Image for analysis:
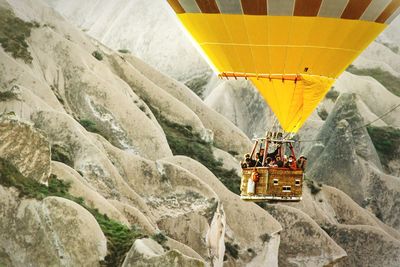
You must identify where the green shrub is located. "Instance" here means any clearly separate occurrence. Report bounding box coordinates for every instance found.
[151,232,168,247]
[228,150,239,156]
[318,108,328,121]
[31,21,40,28]
[367,126,400,168]
[184,77,207,98]
[0,8,34,63]
[0,158,147,266]
[259,233,271,243]
[118,49,130,54]
[51,144,73,167]
[247,248,256,256]
[149,105,241,194]
[98,218,146,266]
[92,50,103,61]
[347,66,400,97]
[381,42,399,54]
[225,242,239,260]
[0,158,70,199]
[0,90,18,101]
[325,89,339,101]
[79,119,100,134]
[138,105,146,112]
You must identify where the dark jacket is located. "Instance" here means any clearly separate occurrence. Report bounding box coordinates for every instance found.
[267,147,280,160]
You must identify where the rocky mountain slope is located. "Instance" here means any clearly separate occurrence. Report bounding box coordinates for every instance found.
[45,0,213,89]
[1,0,399,266]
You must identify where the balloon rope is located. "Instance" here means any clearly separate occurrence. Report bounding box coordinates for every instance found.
[266,79,277,134]
[299,102,400,143]
[283,98,303,135]
[286,79,298,131]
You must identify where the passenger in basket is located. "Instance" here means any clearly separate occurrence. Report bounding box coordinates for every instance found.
[297,155,307,171]
[285,155,297,169]
[247,168,259,195]
[248,155,256,167]
[240,153,250,168]
[264,157,272,167]
[267,144,281,161]
[276,156,284,167]
[283,155,288,166]
[255,153,263,167]
[270,158,278,167]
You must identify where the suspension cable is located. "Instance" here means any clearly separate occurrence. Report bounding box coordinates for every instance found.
[298,102,400,143]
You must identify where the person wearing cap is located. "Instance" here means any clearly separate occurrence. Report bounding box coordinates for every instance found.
[297,155,307,171]
[241,153,257,168]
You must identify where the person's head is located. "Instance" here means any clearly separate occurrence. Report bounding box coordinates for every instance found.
[276,156,281,161]
[288,155,294,163]
[244,153,250,159]
[299,155,307,162]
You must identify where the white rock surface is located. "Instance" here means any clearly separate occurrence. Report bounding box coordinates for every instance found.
[122,238,205,267]
[51,161,130,226]
[0,187,107,267]
[265,204,347,267]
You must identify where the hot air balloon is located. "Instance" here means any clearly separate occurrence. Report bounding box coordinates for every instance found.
[166,0,400,201]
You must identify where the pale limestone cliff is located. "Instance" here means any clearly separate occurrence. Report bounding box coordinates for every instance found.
[0,186,107,266]
[265,204,347,267]
[284,185,400,265]
[306,93,400,232]
[122,238,205,267]
[51,161,130,226]
[0,117,51,184]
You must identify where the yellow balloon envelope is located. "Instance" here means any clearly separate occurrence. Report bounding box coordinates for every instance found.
[166,0,400,132]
